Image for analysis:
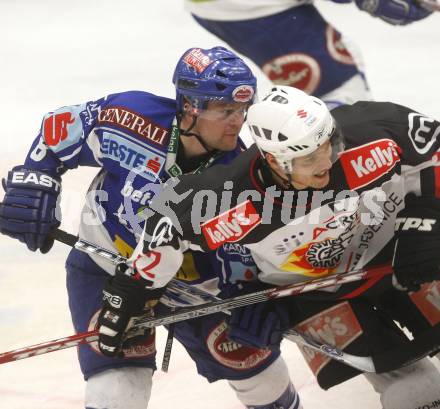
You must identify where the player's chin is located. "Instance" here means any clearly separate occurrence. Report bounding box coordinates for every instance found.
[217,134,239,151]
[311,171,330,188]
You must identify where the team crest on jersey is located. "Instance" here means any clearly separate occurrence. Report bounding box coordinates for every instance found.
[206,321,272,369]
[279,211,360,277]
[201,200,261,250]
[262,53,321,94]
[339,139,401,189]
[281,238,341,277]
[325,26,355,65]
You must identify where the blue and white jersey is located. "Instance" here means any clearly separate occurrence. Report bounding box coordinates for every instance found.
[24,90,244,273]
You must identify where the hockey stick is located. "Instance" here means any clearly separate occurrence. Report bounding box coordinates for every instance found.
[165,279,440,373]
[50,228,388,372]
[48,228,385,371]
[165,280,377,372]
[2,264,438,372]
[1,229,437,373]
[0,256,391,365]
[161,324,175,373]
[42,230,440,371]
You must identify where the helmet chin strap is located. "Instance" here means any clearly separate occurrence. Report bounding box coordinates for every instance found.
[281,169,295,190]
[282,162,294,189]
[262,158,292,190]
[177,114,217,153]
[271,160,309,191]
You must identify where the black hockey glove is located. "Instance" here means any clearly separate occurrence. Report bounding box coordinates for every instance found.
[392,195,440,292]
[0,167,61,253]
[97,264,165,357]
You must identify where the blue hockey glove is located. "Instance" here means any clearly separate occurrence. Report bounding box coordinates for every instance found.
[393,195,440,292]
[227,299,290,349]
[97,264,165,357]
[355,0,432,25]
[0,167,61,253]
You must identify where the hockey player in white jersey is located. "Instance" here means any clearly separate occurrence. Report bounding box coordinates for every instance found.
[95,86,440,408]
[185,0,432,108]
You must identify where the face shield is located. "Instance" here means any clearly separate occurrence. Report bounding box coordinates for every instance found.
[186,100,252,123]
[288,127,345,177]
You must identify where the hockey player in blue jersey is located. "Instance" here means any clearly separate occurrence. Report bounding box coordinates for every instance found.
[185,0,432,108]
[0,47,302,409]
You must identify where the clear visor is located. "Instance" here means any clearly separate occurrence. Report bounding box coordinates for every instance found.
[289,128,345,176]
[189,101,251,122]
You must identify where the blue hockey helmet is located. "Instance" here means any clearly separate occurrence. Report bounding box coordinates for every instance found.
[173,46,257,114]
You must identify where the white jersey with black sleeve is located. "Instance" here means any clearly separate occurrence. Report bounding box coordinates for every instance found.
[128,101,440,293]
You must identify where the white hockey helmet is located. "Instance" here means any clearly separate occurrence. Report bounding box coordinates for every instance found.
[247,86,338,174]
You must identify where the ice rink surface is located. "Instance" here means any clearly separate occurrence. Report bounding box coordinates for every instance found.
[0,1,439,408]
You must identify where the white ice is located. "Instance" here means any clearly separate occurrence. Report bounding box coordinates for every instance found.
[0,1,439,408]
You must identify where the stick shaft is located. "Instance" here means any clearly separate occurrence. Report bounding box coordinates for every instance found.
[0,264,390,365]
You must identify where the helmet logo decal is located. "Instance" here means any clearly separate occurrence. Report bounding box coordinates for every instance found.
[297,109,308,119]
[183,48,212,73]
[247,85,334,162]
[306,115,318,127]
[232,85,255,103]
[315,127,325,142]
[297,109,318,127]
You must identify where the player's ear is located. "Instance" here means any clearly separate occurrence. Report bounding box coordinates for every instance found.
[265,153,281,171]
[182,98,194,117]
